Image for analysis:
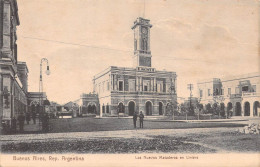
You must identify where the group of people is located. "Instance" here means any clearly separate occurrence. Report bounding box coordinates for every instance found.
[14,111,37,132]
[133,111,144,128]
[9,110,45,133]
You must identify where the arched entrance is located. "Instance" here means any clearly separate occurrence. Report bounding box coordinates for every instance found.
[106,104,109,113]
[227,102,233,111]
[87,104,96,114]
[159,102,163,115]
[102,104,105,113]
[87,105,92,113]
[244,102,250,116]
[253,101,259,117]
[128,101,135,116]
[235,102,241,116]
[118,102,125,113]
[146,101,152,115]
[30,101,39,114]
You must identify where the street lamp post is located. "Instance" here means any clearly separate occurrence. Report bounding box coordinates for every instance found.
[39,58,50,119]
[169,75,176,120]
[187,84,193,120]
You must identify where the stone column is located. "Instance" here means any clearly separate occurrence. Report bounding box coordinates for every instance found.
[136,77,139,91]
[111,74,114,91]
[140,77,143,91]
[114,74,117,91]
[150,78,152,92]
[153,78,155,92]
[250,102,253,117]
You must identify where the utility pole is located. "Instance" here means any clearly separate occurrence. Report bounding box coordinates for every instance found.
[187,84,193,119]
[169,74,176,120]
[39,58,50,128]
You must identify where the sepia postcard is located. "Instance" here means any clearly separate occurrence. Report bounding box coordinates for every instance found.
[0,0,259,167]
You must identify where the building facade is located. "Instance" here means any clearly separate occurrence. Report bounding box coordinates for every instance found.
[73,93,99,116]
[0,0,29,131]
[197,72,260,117]
[93,17,177,117]
[27,92,48,114]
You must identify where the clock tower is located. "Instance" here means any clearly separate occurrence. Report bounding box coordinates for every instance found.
[132,17,152,67]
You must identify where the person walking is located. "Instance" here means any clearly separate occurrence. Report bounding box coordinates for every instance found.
[18,113,25,132]
[133,111,138,128]
[139,111,144,128]
[32,111,36,124]
[25,112,30,124]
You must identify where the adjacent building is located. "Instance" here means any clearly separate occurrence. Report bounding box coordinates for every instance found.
[92,17,177,117]
[0,0,29,130]
[197,72,260,117]
[0,1,51,133]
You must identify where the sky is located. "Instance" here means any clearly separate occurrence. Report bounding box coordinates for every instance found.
[16,0,259,104]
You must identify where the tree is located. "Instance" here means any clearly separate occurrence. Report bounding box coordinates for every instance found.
[165,100,178,119]
[205,104,212,114]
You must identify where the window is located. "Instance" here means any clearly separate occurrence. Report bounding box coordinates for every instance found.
[200,90,203,97]
[221,89,224,95]
[208,89,211,96]
[157,81,163,92]
[119,81,123,91]
[144,85,148,91]
[235,87,240,94]
[143,80,150,92]
[252,85,256,92]
[242,86,248,92]
[129,79,135,92]
[228,88,231,95]
[215,89,219,95]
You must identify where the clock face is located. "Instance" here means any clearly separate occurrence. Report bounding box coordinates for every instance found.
[142,28,147,34]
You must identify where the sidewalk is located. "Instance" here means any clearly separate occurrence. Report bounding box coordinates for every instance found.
[147,116,260,125]
[95,115,259,122]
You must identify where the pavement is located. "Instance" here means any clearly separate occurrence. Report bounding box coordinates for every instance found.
[23,119,41,132]
[0,127,236,144]
[13,116,260,133]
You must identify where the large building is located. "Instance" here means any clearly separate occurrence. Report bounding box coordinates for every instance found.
[92,17,177,117]
[0,0,29,131]
[197,72,260,117]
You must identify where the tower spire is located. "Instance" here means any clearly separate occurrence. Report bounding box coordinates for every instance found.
[131,17,152,67]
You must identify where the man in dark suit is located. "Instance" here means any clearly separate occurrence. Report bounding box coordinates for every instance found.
[139,111,144,128]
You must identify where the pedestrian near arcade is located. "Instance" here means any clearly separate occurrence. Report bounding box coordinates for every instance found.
[25,111,31,124]
[139,111,144,128]
[133,111,138,128]
[32,111,36,124]
[18,112,25,132]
